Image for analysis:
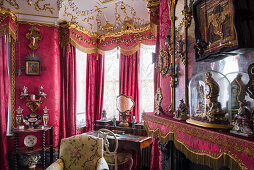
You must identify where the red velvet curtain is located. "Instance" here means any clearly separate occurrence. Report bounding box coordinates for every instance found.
[119,51,140,121]
[0,35,9,170]
[86,53,105,131]
[60,43,77,139]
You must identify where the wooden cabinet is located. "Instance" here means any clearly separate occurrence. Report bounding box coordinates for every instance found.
[12,126,53,170]
[193,0,254,61]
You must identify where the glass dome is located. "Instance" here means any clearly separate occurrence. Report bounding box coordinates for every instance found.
[187,71,233,129]
[225,72,252,117]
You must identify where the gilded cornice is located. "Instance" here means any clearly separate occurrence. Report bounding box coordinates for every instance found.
[0,7,17,40]
[17,20,58,28]
[67,22,98,39]
[0,7,17,21]
[99,24,151,41]
[147,0,160,8]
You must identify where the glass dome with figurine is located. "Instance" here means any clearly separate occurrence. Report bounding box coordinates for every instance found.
[187,71,233,129]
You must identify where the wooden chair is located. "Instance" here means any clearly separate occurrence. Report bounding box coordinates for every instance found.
[98,129,133,170]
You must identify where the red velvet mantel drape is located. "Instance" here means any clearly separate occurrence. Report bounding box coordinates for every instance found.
[119,51,140,122]
[0,35,9,170]
[60,43,77,139]
[86,53,105,131]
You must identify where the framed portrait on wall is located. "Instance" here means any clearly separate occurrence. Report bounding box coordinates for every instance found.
[25,60,40,76]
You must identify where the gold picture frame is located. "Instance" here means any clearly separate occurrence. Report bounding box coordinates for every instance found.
[25,60,40,76]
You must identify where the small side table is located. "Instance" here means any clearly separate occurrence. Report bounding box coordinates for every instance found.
[12,126,53,170]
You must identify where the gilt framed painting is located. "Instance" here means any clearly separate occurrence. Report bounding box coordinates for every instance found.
[25,60,40,76]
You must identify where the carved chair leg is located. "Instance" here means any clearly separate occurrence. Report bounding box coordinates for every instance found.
[129,158,133,170]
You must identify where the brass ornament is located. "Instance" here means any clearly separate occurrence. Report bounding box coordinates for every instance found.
[167,0,178,112]
[26,26,42,50]
[154,88,165,115]
[158,48,169,77]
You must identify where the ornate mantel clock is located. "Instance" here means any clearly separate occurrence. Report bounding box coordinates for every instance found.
[187,71,233,129]
[193,0,254,61]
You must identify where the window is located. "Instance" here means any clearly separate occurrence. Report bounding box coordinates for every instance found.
[76,48,87,129]
[103,48,120,120]
[103,45,155,121]
[139,44,155,120]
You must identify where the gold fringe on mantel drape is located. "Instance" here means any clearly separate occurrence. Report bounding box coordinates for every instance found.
[174,139,243,170]
[144,121,174,144]
[143,121,246,170]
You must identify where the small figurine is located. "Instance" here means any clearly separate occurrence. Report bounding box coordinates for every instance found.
[101,109,107,120]
[39,86,46,96]
[112,115,116,126]
[194,39,208,58]
[174,99,188,120]
[131,116,136,128]
[232,102,253,136]
[21,86,28,96]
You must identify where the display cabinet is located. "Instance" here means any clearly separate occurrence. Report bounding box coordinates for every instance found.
[12,126,53,170]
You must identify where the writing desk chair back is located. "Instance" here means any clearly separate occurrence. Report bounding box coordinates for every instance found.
[97,129,133,170]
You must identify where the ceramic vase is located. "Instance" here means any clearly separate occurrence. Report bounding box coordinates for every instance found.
[43,113,49,127]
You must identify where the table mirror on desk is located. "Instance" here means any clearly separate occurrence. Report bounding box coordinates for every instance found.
[116,94,135,127]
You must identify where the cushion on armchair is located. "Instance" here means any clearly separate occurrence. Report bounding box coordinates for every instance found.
[47,134,109,170]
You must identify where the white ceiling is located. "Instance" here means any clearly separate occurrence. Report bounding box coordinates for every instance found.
[2,0,150,34]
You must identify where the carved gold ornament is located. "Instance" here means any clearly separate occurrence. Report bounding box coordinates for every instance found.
[154,88,164,115]
[147,0,160,17]
[26,26,42,50]
[0,0,19,9]
[34,0,54,14]
[204,72,227,123]
[158,48,169,77]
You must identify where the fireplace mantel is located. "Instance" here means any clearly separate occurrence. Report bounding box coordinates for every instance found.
[143,112,254,170]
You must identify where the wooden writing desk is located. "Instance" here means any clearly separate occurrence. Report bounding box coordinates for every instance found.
[86,131,152,170]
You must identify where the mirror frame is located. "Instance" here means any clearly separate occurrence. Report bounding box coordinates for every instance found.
[167,0,192,112]
[116,94,135,114]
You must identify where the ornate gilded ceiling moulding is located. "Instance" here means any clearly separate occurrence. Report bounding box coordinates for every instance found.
[147,0,160,17]
[34,0,54,14]
[26,26,42,50]
[0,0,19,9]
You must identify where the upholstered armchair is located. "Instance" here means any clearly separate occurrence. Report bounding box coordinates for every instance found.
[47,134,109,170]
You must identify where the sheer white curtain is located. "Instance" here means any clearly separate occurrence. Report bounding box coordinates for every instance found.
[76,48,87,128]
[103,48,120,120]
[139,44,155,121]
